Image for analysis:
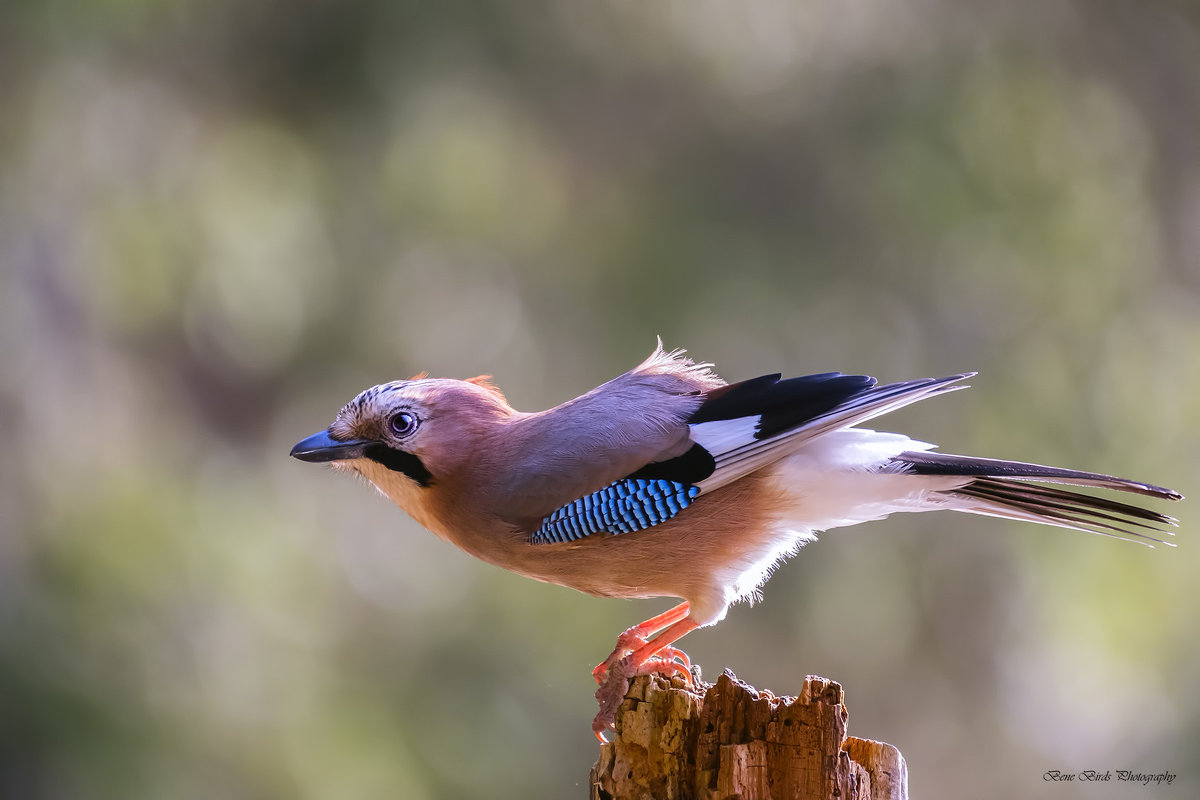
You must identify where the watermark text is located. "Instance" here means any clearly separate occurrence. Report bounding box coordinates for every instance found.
[1044,770,1176,786]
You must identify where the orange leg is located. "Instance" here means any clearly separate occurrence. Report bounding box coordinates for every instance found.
[626,617,700,668]
[592,602,692,684]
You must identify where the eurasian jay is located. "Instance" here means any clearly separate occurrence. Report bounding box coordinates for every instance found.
[291,344,1181,739]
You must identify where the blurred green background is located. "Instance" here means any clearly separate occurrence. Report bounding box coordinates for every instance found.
[2,1,1198,798]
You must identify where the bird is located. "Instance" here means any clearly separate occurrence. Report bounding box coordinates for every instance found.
[290,343,1182,739]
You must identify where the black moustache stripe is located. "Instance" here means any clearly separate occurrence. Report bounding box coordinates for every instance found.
[365,444,434,487]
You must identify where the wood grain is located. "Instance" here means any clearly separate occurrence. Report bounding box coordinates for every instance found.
[590,670,907,800]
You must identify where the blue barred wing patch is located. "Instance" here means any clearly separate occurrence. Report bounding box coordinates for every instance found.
[531,479,700,544]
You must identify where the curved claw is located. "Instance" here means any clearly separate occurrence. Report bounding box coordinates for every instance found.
[640,655,694,687]
[657,645,693,673]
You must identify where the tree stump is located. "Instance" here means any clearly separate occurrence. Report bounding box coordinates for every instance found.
[590,670,907,800]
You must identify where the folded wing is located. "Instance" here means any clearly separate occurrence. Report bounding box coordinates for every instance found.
[531,372,975,543]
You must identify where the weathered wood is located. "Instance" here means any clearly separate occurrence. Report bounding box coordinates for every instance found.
[590,670,907,800]
[843,737,908,800]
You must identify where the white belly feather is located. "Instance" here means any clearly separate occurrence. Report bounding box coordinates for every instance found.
[706,428,969,622]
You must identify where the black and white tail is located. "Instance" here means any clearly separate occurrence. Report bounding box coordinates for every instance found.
[639,365,1181,546]
[895,451,1183,547]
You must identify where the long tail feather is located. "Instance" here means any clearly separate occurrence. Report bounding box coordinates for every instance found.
[896,452,1182,547]
[895,451,1182,499]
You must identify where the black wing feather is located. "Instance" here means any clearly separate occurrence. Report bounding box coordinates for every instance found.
[689,372,877,439]
[626,443,716,484]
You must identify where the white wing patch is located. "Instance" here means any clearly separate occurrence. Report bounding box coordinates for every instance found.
[688,417,760,456]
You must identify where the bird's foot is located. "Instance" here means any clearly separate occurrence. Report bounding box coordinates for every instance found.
[593,638,694,685]
[591,603,694,684]
[590,605,700,739]
[591,651,698,741]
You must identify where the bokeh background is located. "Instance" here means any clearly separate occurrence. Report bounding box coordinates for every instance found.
[2,1,1198,798]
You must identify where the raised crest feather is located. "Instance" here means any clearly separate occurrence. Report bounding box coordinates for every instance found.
[632,338,722,387]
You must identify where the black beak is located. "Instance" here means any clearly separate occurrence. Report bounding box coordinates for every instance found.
[290,430,372,462]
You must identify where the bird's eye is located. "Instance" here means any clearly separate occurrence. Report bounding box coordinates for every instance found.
[389,411,417,437]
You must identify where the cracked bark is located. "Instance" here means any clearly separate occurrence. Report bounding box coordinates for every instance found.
[590,670,907,800]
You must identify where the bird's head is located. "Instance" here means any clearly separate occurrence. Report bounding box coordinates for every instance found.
[290,376,514,512]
